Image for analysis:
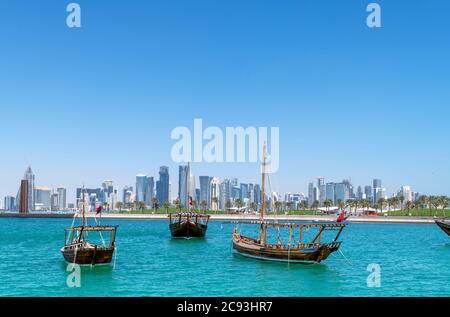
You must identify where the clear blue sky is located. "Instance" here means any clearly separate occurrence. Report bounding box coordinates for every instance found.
[1,0,449,203]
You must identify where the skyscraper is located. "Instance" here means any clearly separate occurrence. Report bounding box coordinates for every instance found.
[308,182,314,208]
[373,179,382,203]
[51,193,59,211]
[4,196,15,211]
[136,174,147,204]
[20,166,35,211]
[35,186,52,210]
[145,177,154,206]
[210,177,221,211]
[178,165,189,207]
[122,185,133,204]
[19,179,29,213]
[156,166,170,204]
[57,187,67,210]
[220,179,231,210]
[199,176,212,208]
[240,183,249,202]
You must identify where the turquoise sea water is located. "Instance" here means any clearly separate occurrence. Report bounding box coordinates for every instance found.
[0,218,449,297]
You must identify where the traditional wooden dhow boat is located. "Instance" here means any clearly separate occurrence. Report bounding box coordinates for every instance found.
[169,212,209,238]
[232,144,346,264]
[61,187,117,265]
[169,163,210,239]
[435,218,450,236]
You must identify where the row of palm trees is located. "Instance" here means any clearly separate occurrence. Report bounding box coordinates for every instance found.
[112,194,449,216]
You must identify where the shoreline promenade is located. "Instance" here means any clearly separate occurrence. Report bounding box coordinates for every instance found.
[0,212,439,224]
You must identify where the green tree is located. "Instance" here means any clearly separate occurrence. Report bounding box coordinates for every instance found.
[163,201,171,213]
[151,197,159,212]
[138,201,146,213]
[174,199,184,212]
[225,200,233,212]
[323,199,333,213]
[377,198,386,214]
[200,200,208,212]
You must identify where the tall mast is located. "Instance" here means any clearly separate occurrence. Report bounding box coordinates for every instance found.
[82,186,86,227]
[260,143,266,221]
[187,162,191,213]
[259,143,267,244]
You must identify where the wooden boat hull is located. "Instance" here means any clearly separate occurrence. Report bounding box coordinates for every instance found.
[61,247,115,265]
[435,219,450,236]
[170,221,208,238]
[232,235,340,264]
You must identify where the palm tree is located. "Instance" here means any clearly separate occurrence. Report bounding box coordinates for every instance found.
[249,202,257,212]
[399,195,405,211]
[323,199,332,213]
[115,202,123,213]
[297,201,303,212]
[391,197,399,214]
[405,201,414,215]
[151,197,159,212]
[138,201,146,213]
[377,198,386,214]
[225,200,233,213]
[274,201,283,213]
[235,198,243,212]
[127,202,135,213]
[200,200,208,212]
[338,200,345,211]
[347,200,355,215]
[174,199,184,212]
[311,200,319,214]
[163,201,171,214]
[286,201,293,214]
[441,196,449,217]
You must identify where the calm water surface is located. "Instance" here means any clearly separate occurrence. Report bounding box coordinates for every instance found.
[0,218,449,297]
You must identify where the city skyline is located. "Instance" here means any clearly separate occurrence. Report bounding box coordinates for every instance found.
[1,164,440,211]
[1,1,450,201]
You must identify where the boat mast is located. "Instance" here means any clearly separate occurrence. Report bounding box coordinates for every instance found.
[187,162,191,213]
[259,143,267,244]
[82,186,86,227]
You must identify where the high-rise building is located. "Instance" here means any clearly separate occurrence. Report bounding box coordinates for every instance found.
[219,179,232,210]
[35,186,52,210]
[122,185,133,204]
[51,193,59,211]
[317,177,326,205]
[210,177,221,211]
[145,177,154,206]
[136,174,147,204]
[19,179,29,213]
[325,183,335,204]
[364,186,373,201]
[122,185,133,208]
[4,196,15,211]
[24,166,35,211]
[356,186,363,200]
[156,166,170,204]
[253,184,261,209]
[199,176,212,208]
[373,179,382,203]
[308,182,314,207]
[57,187,67,210]
[399,186,413,202]
[178,165,189,207]
[240,183,249,202]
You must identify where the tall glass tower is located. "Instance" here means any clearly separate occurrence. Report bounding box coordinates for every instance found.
[23,166,35,212]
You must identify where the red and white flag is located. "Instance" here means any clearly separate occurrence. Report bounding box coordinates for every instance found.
[96,206,103,215]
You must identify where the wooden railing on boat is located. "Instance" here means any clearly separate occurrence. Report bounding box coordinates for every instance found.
[168,213,210,225]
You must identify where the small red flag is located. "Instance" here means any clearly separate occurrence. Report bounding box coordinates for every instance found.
[96,206,103,214]
[189,196,193,206]
[337,210,345,223]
